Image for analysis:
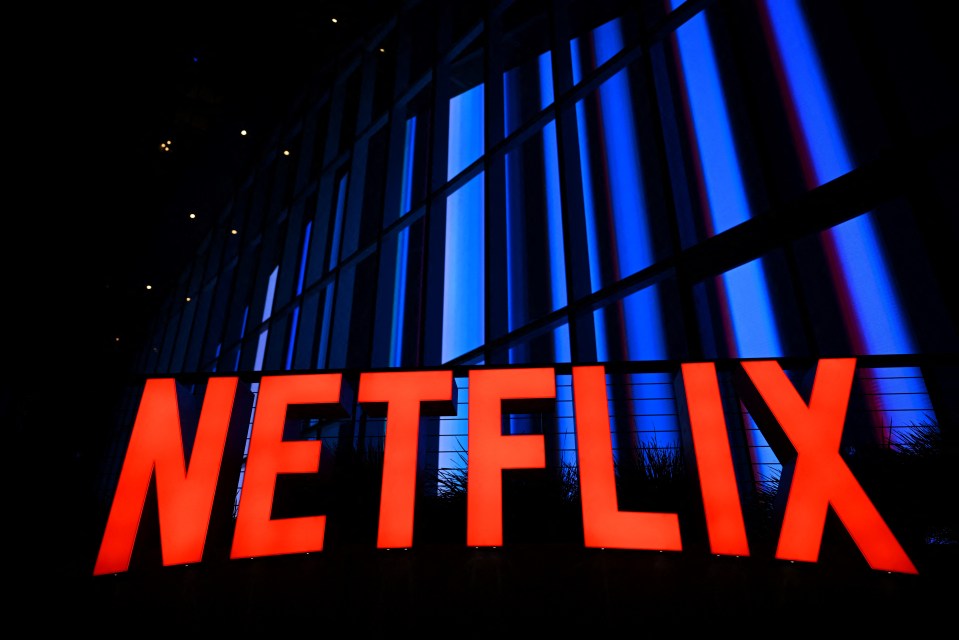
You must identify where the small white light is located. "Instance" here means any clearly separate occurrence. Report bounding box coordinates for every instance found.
[115,337,120,342]
[186,297,191,302]
[331,18,337,23]
[231,229,238,235]
[240,129,248,136]
[379,48,385,53]
[166,140,172,145]
[189,212,196,219]
[283,149,290,156]
[146,285,152,290]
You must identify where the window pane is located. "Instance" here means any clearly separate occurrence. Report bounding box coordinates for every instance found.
[442,174,485,362]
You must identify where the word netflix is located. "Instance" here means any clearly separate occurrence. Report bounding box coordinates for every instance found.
[93,359,918,576]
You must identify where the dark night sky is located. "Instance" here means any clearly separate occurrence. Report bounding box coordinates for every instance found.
[72,3,393,373]
[14,2,396,408]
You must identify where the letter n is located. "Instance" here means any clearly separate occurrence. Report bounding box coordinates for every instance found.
[93,377,239,575]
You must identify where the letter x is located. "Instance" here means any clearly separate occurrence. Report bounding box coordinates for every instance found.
[742,359,917,574]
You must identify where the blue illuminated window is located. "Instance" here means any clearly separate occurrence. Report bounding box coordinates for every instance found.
[668,4,783,359]
[399,116,418,216]
[448,84,484,180]
[759,1,914,356]
[328,173,349,270]
[285,222,312,370]
[254,266,279,371]
[504,120,567,333]
[594,285,669,362]
[503,50,554,137]
[760,0,920,438]
[390,226,410,367]
[442,174,485,363]
[316,282,335,369]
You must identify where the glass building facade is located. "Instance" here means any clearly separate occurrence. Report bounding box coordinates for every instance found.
[90,0,957,632]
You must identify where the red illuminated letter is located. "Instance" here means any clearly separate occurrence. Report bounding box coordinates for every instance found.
[572,366,683,551]
[681,362,750,556]
[93,377,239,575]
[358,370,456,548]
[742,358,918,574]
[467,368,555,547]
[230,374,345,559]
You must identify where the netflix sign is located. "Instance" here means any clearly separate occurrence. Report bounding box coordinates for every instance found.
[93,358,919,577]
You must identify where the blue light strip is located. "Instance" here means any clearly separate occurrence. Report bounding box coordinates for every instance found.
[285,222,312,370]
[538,51,554,107]
[592,19,623,66]
[296,222,311,296]
[239,305,249,338]
[721,259,782,357]
[388,115,418,368]
[543,120,571,361]
[253,330,268,371]
[670,2,750,235]
[575,99,614,361]
[825,216,914,354]
[317,283,334,368]
[761,0,914,356]
[503,65,517,135]
[400,116,417,215]
[540,51,567,316]
[671,2,782,357]
[579,18,668,360]
[503,72,516,340]
[390,227,410,367]
[570,18,624,86]
[598,67,653,275]
[442,174,485,363]
[262,266,278,322]
[328,174,348,271]
[447,84,484,180]
[253,266,279,372]
[285,306,300,370]
[623,287,667,360]
[575,101,605,356]
[760,0,850,186]
[570,32,583,86]
[761,0,922,436]
[443,81,485,363]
